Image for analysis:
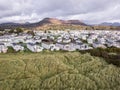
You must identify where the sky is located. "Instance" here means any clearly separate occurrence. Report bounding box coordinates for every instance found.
[0,0,120,24]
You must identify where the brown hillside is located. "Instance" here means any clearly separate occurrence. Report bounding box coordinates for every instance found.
[40,18,63,25]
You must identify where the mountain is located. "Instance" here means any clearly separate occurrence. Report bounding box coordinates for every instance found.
[65,20,87,25]
[40,18,63,25]
[100,22,120,26]
[38,18,87,26]
[0,18,87,29]
[0,18,120,30]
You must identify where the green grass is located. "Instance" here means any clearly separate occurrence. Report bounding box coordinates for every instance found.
[0,52,120,90]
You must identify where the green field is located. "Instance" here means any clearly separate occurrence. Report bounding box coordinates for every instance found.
[0,51,120,90]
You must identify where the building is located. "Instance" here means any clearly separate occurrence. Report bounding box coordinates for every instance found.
[27,43,43,52]
[0,43,8,53]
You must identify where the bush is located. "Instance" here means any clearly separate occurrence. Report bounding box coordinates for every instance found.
[15,27,23,34]
[79,48,120,67]
[7,47,16,53]
[27,31,35,36]
[0,52,120,90]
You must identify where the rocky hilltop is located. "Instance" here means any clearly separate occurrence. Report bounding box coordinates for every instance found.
[0,18,120,30]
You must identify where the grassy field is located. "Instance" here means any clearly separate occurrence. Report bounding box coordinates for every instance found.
[0,51,120,90]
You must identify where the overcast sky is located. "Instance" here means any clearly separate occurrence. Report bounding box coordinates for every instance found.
[0,0,120,24]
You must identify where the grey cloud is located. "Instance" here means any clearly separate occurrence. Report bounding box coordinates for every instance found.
[0,0,120,23]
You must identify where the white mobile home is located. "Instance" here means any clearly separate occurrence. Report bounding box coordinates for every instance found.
[27,43,43,52]
[0,43,8,53]
[12,44,24,51]
[74,43,93,50]
[56,43,76,51]
[41,41,59,51]
[93,43,106,48]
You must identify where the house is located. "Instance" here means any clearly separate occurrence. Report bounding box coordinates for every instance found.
[50,45,60,51]
[110,41,120,48]
[62,38,71,43]
[41,39,60,51]
[75,39,82,43]
[56,37,62,43]
[89,34,98,40]
[34,39,42,44]
[34,36,41,40]
[41,39,54,50]
[3,42,12,47]
[12,43,24,51]
[13,36,25,43]
[115,40,120,48]
[56,43,76,51]
[87,38,94,44]
[73,36,79,40]
[63,34,70,39]
[97,38,106,44]
[25,39,36,44]
[106,42,113,47]
[0,37,12,42]
[34,31,44,36]
[0,43,8,53]
[92,43,106,48]
[80,34,88,40]
[41,35,48,40]
[49,35,55,40]
[27,43,43,52]
[74,43,93,50]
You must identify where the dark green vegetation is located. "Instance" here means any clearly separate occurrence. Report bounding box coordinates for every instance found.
[79,47,120,67]
[8,28,23,34]
[0,52,120,90]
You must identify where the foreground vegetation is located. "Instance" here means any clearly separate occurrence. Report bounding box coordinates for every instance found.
[0,51,120,90]
[79,47,120,66]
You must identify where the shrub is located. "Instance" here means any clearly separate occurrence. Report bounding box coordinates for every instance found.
[0,52,120,90]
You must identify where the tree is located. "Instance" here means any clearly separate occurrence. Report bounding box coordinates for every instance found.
[15,27,23,34]
[8,29,14,33]
[27,31,35,36]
